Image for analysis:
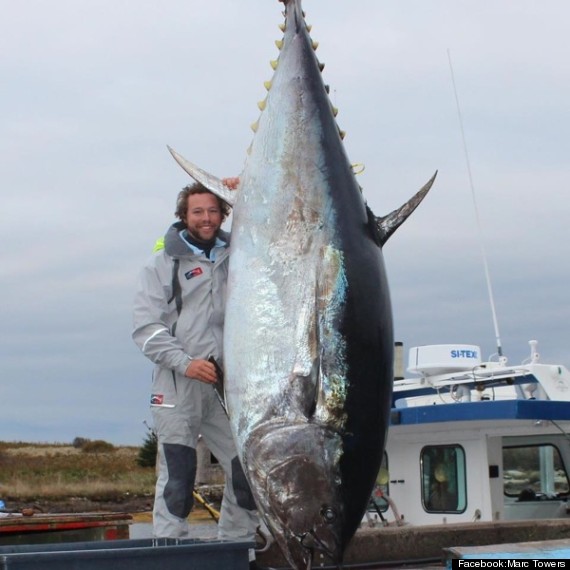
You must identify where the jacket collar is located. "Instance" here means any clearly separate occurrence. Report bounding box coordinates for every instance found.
[164,221,230,259]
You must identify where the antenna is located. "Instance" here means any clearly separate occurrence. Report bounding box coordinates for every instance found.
[447,49,506,364]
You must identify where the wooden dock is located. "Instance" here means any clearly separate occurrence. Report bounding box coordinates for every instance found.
[257,519,570,567]
[0,512,132,545]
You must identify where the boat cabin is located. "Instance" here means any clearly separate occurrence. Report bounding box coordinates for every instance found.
[366,342,570,527]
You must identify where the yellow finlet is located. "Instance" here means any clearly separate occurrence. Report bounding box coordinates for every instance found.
[257,99,267,111]
[351,163,366,175]
[264,81,272,91]
[279,23,286,32]
[339,129,346,140]
[318,62,325,72]
[306,24,312,33]
[251,121,259,133]
[275,39,284,50]
[270,60,278,70]
[312,41,319,50]
[332,106,339,117]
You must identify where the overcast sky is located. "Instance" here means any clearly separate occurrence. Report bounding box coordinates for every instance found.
[1,1,568,445]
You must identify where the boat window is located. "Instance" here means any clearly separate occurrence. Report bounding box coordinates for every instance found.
[369,453,389,513]
[503,444,570,499]
[421,445,467,513]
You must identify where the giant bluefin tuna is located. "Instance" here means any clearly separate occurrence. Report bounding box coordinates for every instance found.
[168,1,436,567]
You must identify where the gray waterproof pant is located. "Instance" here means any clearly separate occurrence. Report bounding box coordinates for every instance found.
[151,382,258,540]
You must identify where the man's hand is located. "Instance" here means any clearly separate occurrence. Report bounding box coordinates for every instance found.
[222,177,240,190]
[185,359,218,384]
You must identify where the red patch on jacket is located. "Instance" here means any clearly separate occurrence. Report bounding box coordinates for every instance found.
[184,267,203,280]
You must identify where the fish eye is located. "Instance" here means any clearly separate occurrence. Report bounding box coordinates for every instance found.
[320,506,337,523]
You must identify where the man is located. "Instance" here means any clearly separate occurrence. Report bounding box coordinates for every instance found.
[132,180,258,546]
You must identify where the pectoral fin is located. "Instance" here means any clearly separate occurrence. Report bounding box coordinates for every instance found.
[167,145,237,207]
[371,171,437,247]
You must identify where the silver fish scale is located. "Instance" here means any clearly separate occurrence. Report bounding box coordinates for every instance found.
[223,11,353,444]
[224,195,346,447]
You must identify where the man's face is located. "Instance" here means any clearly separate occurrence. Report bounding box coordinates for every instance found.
[185,192,223,242]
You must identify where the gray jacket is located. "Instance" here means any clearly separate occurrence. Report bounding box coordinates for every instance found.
[132,222,230,408]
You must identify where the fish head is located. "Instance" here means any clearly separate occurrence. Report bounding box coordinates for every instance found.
[246,423,343,568]
[267,456,342,567]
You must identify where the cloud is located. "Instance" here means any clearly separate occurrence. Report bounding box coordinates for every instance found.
[1,0,569,444]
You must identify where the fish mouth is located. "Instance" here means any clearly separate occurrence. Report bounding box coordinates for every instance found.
[285,520,342,569]
[296,513,339,558]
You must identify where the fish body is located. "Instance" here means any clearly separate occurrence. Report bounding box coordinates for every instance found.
[225,2,392,567]
[168,1,435,567]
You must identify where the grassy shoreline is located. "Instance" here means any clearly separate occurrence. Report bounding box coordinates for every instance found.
[0,441,156,509]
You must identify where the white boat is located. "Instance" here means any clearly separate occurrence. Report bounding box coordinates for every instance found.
[365,340,570,527]
[257,340,570,568]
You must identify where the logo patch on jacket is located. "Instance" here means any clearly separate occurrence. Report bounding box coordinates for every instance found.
[185,267,203,280]
[150,394,164,405]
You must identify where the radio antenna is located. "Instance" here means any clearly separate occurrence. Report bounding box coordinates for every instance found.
[447,49,506,364]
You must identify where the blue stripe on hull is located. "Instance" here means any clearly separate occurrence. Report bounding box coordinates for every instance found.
[391,399,570,426]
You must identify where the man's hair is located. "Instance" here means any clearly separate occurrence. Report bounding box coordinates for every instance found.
[175,182,231,222]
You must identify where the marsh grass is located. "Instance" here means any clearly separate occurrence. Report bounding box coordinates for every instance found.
[0,441,155,502]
